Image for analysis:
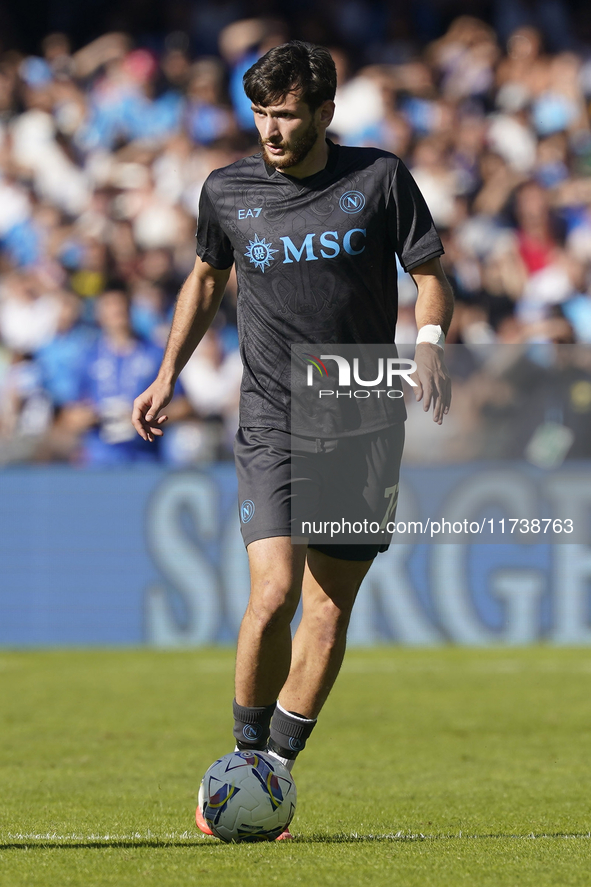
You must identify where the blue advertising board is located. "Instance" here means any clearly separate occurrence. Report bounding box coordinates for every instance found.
[1,464,590,646]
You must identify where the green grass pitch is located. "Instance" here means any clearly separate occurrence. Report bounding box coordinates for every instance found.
[1,647,590,886]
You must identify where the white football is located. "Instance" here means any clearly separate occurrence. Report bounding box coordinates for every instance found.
[198,750,297,842]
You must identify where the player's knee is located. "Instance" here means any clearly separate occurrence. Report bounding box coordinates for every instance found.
[311,596,353,646]
[247,583,300,633]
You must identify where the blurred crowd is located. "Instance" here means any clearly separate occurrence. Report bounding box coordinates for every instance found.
[2,6,591,466]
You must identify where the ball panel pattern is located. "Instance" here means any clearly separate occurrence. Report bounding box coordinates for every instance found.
[199,751,297,843]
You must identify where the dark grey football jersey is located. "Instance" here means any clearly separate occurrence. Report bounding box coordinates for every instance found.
[196,141,443,434]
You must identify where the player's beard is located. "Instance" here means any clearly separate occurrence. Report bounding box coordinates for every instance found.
[260,118,319,170]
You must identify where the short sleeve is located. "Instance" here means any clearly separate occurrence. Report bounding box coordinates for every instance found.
[196,180,235,270]
[388,159,444,272]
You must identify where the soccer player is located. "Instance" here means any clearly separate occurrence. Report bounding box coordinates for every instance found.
[132,41,453,837]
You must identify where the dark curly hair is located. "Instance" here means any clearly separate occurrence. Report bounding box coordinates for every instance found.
[243,41,337,112]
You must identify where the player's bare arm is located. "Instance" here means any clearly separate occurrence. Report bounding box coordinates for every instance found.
[410,256,454,425]
[131,255,231,442]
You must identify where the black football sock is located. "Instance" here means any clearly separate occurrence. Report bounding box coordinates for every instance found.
[267,702,317,767]
[233,699,276,750]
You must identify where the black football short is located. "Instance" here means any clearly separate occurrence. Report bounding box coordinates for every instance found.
[234,425,404,561]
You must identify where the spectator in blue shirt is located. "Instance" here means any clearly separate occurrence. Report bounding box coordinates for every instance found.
[36,291,97,407]
[64,287,189,465]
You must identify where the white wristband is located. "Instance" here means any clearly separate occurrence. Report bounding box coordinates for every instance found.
[416,324,445,349]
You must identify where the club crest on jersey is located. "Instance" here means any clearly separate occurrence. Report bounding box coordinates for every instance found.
[245,234,277,272]
[339,190,365,214]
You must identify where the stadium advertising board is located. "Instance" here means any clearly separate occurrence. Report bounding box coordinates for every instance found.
[1,463,590,646]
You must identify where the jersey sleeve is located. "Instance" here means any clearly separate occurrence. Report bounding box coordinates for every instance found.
[388,158,444,272]
[195,179,235,270]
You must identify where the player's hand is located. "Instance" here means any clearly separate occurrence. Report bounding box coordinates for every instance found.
[132,379,174,442]
[411,343,451,425]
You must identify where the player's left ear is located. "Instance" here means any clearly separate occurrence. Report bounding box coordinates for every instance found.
[317,100,335,130]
